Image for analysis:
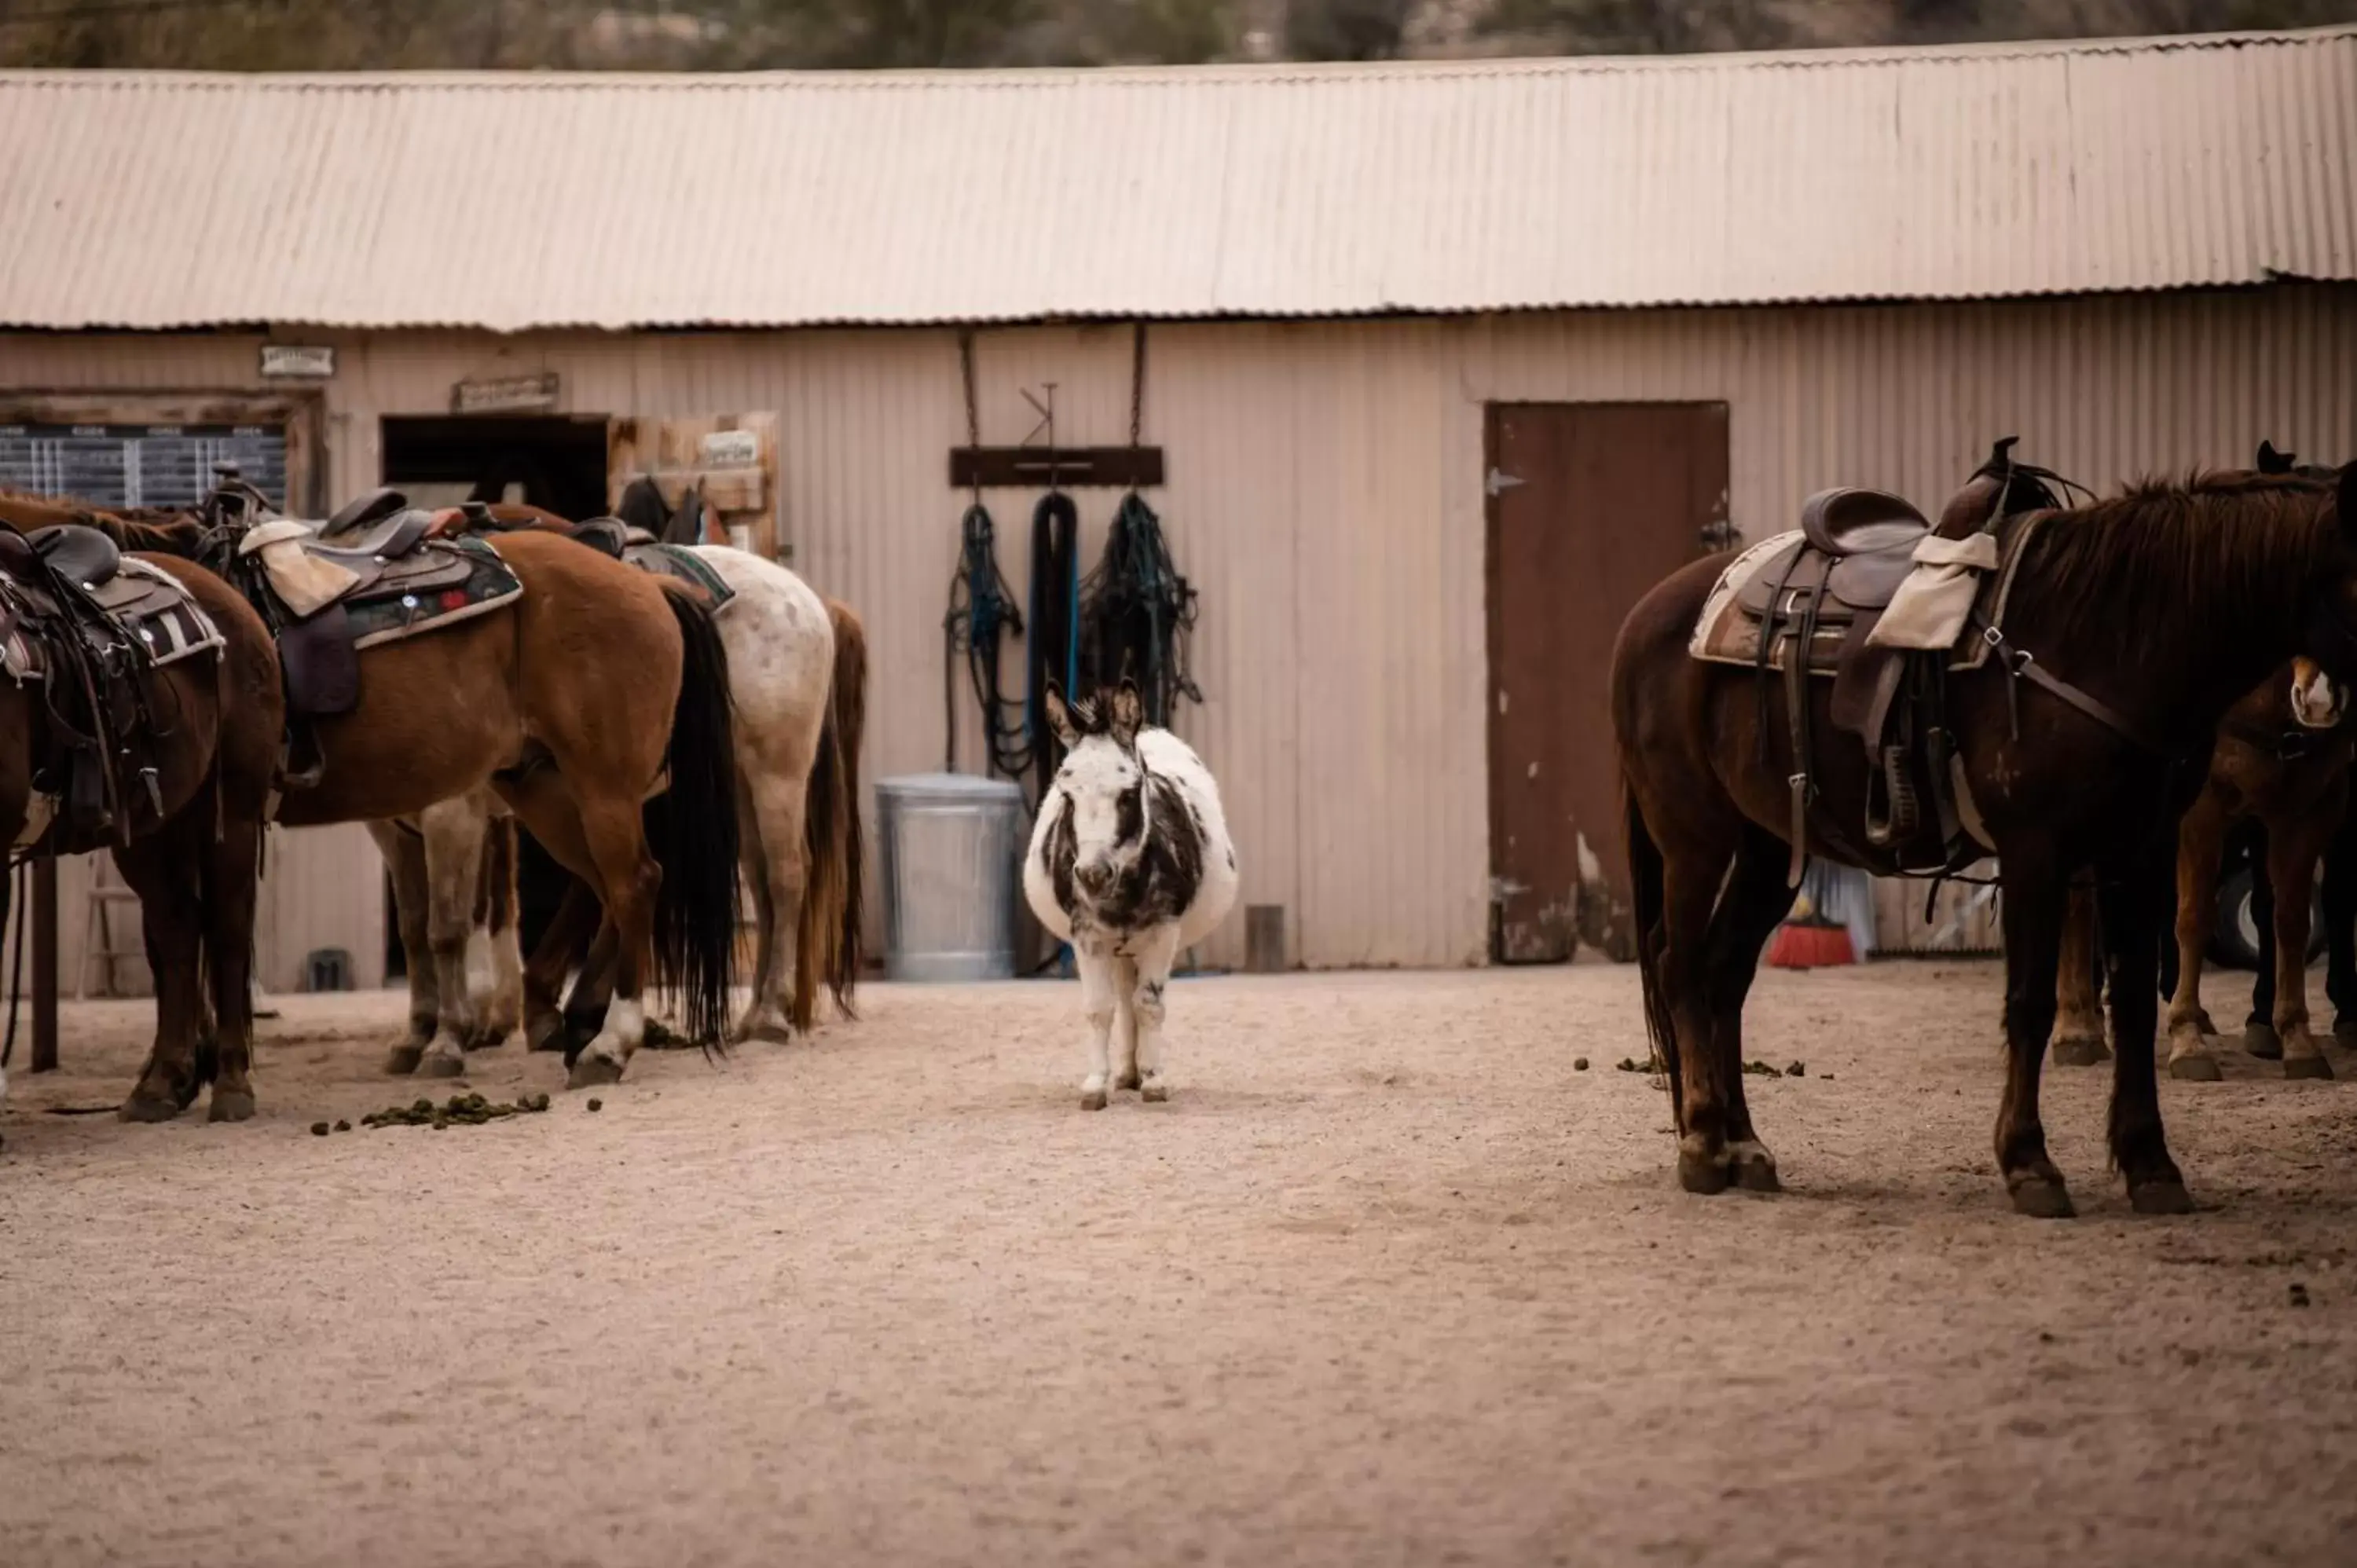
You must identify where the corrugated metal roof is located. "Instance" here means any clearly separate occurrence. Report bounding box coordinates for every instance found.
[2,27,2352,332]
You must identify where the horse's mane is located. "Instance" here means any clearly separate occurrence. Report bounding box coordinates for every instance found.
[2025,470,2340,663]
[0,486,210,556]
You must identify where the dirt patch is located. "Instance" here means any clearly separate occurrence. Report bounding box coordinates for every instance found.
[2,964,2355,1566]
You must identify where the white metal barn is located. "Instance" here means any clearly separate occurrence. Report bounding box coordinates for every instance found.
[1,25,2352,987]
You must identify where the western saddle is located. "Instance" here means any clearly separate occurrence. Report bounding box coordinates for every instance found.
[1728,438,2074,881]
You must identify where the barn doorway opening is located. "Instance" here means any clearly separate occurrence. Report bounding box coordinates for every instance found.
[1484,401,1731,966]
[379,414,612,980]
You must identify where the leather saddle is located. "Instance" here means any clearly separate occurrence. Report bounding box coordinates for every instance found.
[29,523,123,590]
[1731,491,1930,671]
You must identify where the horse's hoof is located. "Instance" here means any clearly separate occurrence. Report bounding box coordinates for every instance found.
[1080,1088,1108,1112]
[1731,1149,1782,1193]
[2285,1055,2336,1081]
[2244,1024,2284,1061]
[732,1017,795,1048]
[1677,1150,1733,1196]
[384,1045,424,1076]
[2131,1179,2195,1215]
[525,1017,568,1054]
[2008,1176,2077,1220]
[566,1053,626,1090]
[2334,1016,2357,1046]
[1114,1070,1142,1092]
[2168,1054,2223,1083]
[1141,1083,1169,1104]
[465,1025,511,1051]
[2053,1036,2110,1067]
[207,1088,256,1124]
[419,1052,467,1080]
[119,1092,181,1124]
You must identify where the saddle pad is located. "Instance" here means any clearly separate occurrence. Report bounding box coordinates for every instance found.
[622,542,738,615]
[346,537,525,652]
[1688,515,2045,675]
[2,559,225,684]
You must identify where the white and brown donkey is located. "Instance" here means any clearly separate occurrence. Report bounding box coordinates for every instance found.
[1025,682,1239,1109]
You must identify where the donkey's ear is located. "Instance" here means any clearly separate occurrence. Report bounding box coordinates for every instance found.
[1043,683,1080,749]
[2259,440,2293,474]
[1108,680,1145,747]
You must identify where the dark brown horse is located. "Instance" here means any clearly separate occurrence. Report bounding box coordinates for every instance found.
[1614,461,2357,1218]
[0,498,283,1122]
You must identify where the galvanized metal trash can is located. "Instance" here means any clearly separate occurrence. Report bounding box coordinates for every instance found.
[877,772,1028,982]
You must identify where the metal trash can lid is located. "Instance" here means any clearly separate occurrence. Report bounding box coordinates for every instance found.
[875,771,1026,807]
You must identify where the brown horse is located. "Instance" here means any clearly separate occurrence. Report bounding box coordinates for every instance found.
[13,485,743,1090]
[0,495,283,1122]
[1614,461,2357,1218]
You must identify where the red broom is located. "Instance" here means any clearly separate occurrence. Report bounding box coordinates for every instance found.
[1765,891,1857,969]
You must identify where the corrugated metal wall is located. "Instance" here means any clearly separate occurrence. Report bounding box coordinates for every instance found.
[8,282,2356,973]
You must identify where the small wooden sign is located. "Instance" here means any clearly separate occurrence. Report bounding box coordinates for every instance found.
[451,372,559,415]
[260,344,335,379]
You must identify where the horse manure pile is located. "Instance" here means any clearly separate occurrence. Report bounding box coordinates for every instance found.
[354,1093,554,1130]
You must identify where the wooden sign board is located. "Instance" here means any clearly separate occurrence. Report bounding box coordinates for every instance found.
[260,344,335,379]
[453,372,560,415]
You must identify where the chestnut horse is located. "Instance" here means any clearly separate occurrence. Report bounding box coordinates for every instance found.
[0,496,283,1122]
[1615,462,2357,1218]
[12,485,742,1090]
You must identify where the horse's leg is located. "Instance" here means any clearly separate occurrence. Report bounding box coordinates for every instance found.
[1655,821,1742,1196]
[2053,879,2111,1065]
[522,877,603,1054]
[556,797,660,1088]
[736,773,812,1044]
[413,794,493,1077]
[2164,792,2227,1081]
[112,830,205,1122]
[474,813,524,1046]
[562,907,621,1050]
[2270,800,2337,1080]
[2099,846,2194,1214]
[1076,943,1117,1111]
[365,819,439,1074]
[1995,844,2073,1218]
[729,772,779,1042]
[1706,826,1800,1192]
[2322,809,2357,1042]
[201,812,264,1123]
[2245,820,2282,1058]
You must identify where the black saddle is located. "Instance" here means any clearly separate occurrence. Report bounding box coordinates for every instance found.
[30,524,123,588]
[309,508,435,563]
[324,486,409,537]
[1798,488,1930,559]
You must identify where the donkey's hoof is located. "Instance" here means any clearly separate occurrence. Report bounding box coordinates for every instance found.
[2053,1036,2110,1067]
[2244,1024,2284,1061]
[567,1053,626,1090]
[2169,1054,2224,1083]
[419,1051,467,1080]
[2131,1179,2195,1216]
[1080,1088,1109,1112]
[384,1045,424,1076]
[1677,1149,1733,1196]
[2007,1175,2077,1220]
[2285,1055,2336,1082]
[1141,1082,1170,1104]
[119,1091,181,1124]
[207,1088,257,1124]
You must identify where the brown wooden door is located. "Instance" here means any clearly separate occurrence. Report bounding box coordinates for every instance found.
[1486,402,1731,964]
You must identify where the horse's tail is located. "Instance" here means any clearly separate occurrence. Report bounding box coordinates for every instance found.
[794,599,868,1031]
[1624,781,1682,1128]
[650,584,742,1046]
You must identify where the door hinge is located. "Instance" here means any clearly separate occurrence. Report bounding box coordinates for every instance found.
[1486,467,1526,498]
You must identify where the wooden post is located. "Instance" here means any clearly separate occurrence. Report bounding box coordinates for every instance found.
[1244,905,1286,975]
[31,857,57,1072]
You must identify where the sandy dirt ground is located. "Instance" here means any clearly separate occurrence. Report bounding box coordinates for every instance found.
[2,960,2355,1568]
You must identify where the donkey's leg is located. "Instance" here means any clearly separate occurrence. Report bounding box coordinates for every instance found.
[1076,944,1119,1111]
[366,819,440,1074]
[1705,827,1801,1192]
[2099,847,2193,1214]
[413,795,493,1077]
[1112,955,1143,1094]
[2164,793,2228,1081]
[113,831,206,1123]
[2053,880,2111,1066]
[2270,801,2337,1080]
[1127,937,1182,1101]
[1995,844,2073,1218]
[201,812,265,1123]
